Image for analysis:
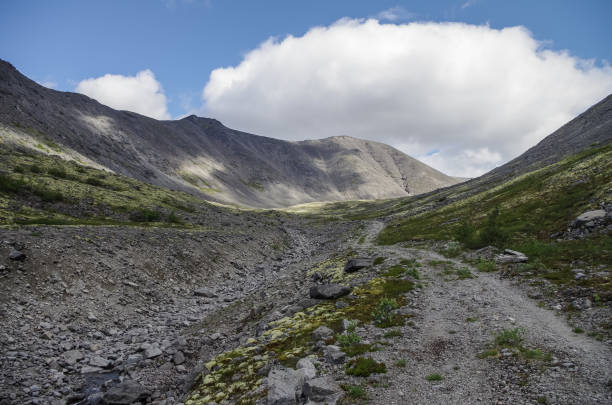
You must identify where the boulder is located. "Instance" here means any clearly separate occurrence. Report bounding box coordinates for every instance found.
[173,351,185,365]
[311,326,334,341]
[309,284,350,299]
[495,249,528,264]
[145,346,162,359]
[304,376,344,404]
[344,258,373,273]
[267,367,308,405]
[89,355,111,368]
[296,358,317,379]
[322,345,346,364]
[193,287,218,298]
[61,350,83,366]
[574,210,606,226]
[8,249,25,261]
[101,380,149,405]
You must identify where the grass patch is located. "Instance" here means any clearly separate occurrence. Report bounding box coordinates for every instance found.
[373,256,385,265]
[425,373,443,381]
[394,359,407,367]
[383,330,402,338]
[346,357,386,377]
[341,384,367,399]
[476,258,497,272]
[573,327,584,334]
[383,265,405,278]
[466,316,478,323]
[456,267,474,279]
[495,328,524,347]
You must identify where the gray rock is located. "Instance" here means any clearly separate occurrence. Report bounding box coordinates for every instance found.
[495,249,528,264]
[303,376,343,404]
[8,249,25,261]
[309,284,350,299]
[193,287,218,298]
[311,326,334,341]
[145,347,162,359]
[81,366,103,374]
[574,210,606,226]
[344,258,373,273]
[89,355,111,368]
[61,350,83,365]
[296,358,317,379]
[173,351,185,365]
[101,380,149,405]
[266,367,308,405]
[322,345,346,364]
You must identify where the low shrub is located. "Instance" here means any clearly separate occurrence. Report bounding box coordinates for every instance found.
[346,357,386,377]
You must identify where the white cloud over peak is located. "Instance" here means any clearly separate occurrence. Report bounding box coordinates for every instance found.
[76,70,170,120]
[201,19,612,177]
[375,6,415,22]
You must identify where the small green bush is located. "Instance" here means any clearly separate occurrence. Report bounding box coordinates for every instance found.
[573,327,584,334]
[476,258,497,272]
[85,177,105,187]
[337,332,361,347]
[394,359,407,367]
[342,384,367,399]
[346,357,386,377]
[372,298,399,327]
[425,373,443,381]
[495,328,524,347]
[383,330,402,338]
[0,174,27,193]
[373,256,385,265]
[456,267,474,279]
[47,167,67,178]
[129,208,161,222]
[29,164,43,173]
[167,211,183,224]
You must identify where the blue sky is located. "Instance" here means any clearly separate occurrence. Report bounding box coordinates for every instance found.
[2,0,610,118]
[1,1,612,176]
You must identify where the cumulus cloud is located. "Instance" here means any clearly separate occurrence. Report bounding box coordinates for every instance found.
[202,19,612,177]
[76,70,170,120]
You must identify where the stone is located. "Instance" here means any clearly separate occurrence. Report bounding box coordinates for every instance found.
[173,351,185,365]
[89,355,111,368]
[309,284,351,299]
[322,345,346,364]
[193,287,218,298]
[574,210,606,226]
[101,380,149,405]
[81,366,104,374]
[495,249,528,264]
[267,367,308,405]
[303,376,344,403]
[145,347,163,359]
[344,258,373,273]
[296,358,317,379]
[60,350,83,365]
[311,326,334,341]
[8,249,26,261]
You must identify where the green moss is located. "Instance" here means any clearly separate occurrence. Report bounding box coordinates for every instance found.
[346,357,386,377]
[425,373,443,381]
[373,256,385,265]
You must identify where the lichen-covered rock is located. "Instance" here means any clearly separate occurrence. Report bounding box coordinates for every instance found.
[296,357,317,379]
[311,326,333,341]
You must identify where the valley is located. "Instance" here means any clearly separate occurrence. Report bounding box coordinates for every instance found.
[0,63,610,405]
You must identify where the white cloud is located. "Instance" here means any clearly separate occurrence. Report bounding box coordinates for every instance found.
[461,0,479,9]
[201,19,612,177]
[76,70,170,120]
[375,6,415,22]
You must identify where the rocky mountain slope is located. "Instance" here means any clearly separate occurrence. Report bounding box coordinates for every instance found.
[0,60,461,208]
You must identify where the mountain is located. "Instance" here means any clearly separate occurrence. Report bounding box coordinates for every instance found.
[0,60,462,208]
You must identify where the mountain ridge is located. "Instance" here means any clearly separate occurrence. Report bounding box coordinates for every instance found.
[0,59,462,208]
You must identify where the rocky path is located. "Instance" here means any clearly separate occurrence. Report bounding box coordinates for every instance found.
[341,221,612,404]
